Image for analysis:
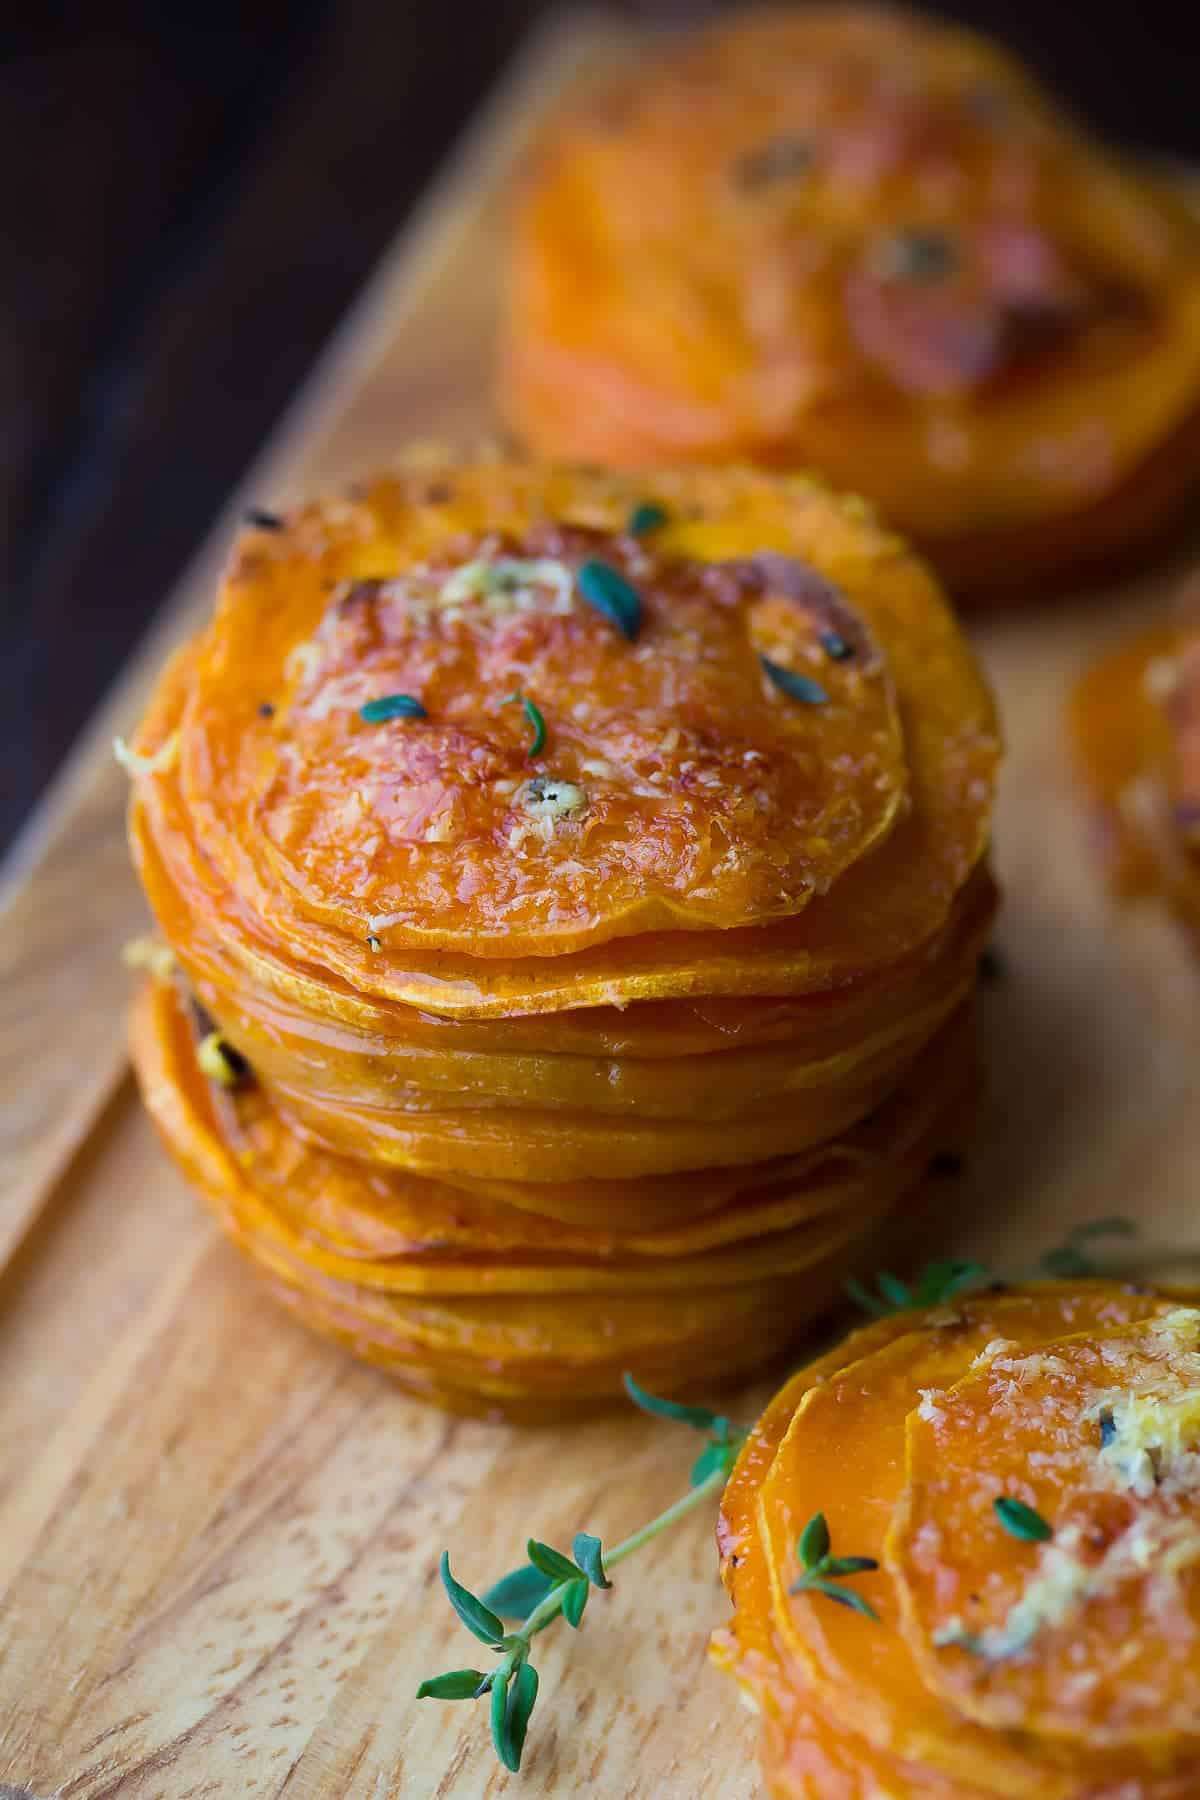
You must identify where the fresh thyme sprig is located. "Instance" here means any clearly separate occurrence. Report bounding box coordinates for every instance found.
[847,1258,992,1318]
[847,1219,1139,1322]
[789,1511,880,1620]
[416,1374,749,1772]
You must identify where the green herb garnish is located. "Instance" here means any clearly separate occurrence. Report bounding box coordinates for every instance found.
[414,1669,490,1701]
[628,502,668,537]
[624,1373,742,1487]
[503,690,547,758]
[760,656,829,705]
[244,506,283,531]
[790,1512,880,1620]
[847,1259,992,1318]
[418,1374,749,1771]
[994,1497,1053,1544]
[359,693,428,723]
[578,560,642,640]
[820,631,853,661]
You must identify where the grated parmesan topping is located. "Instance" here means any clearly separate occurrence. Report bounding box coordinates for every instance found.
[1088,1310,1200,1497]
[438,556,575,618]
[936,1516,1200,1662]
[522,777,586,822]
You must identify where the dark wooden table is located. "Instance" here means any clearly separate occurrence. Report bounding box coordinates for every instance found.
[3,0,1199,853]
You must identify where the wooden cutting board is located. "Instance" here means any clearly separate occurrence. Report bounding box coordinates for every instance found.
[3,10,1200,1796]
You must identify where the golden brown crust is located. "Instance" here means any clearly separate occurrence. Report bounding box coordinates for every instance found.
[127,458,998,1008]
[501,6,1200,598]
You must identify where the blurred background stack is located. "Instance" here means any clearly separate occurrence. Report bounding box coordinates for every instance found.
[4,0,1200,856]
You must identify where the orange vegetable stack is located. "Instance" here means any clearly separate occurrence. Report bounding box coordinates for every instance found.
[716,1278,1200,1798]
[501,6,1200,600]
[124,456,999,1416]
[1071,580,1200,942]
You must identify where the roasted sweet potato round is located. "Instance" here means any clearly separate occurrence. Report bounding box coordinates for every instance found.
[130,978,977,1414]
[124,454,997,1413]
[716,1280,1200,1797]
[127,459,997,1009]
[1072,584,1200,940]
[501,6,1200,599]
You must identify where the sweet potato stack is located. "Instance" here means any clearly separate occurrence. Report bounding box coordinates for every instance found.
[125,457,999,1417]
[715,1279,1200,1799]
[501,6,1200,600]
[1072,581,1200,943]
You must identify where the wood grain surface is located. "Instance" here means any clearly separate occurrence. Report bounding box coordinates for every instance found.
[3,9,1200,1797]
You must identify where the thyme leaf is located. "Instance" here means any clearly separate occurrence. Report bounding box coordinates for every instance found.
[994,1496,1053,1543]
[439,1554,506,1646]
[628,502,668,537]
[483,1563,556,1619]
[572,1533,610,1590]
[416,1669,489,1701]
[360,693,427,723]
[847,1259,991,1317]
[503,690,547,758]
[578,560,642,640]
[791,1511,880,1621]
[760,655,829,705]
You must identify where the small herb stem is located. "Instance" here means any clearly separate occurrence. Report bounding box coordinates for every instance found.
[605,1464,728,1568]
[516,1464,727,1645]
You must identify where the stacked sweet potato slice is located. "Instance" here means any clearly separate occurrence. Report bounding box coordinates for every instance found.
[1072,581,1200,942]
[501,8,1200,601]
[125,457,999,1416]
[716,1279,1200,1798]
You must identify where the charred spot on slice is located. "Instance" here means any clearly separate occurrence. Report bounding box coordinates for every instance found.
[749,553,883,672]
